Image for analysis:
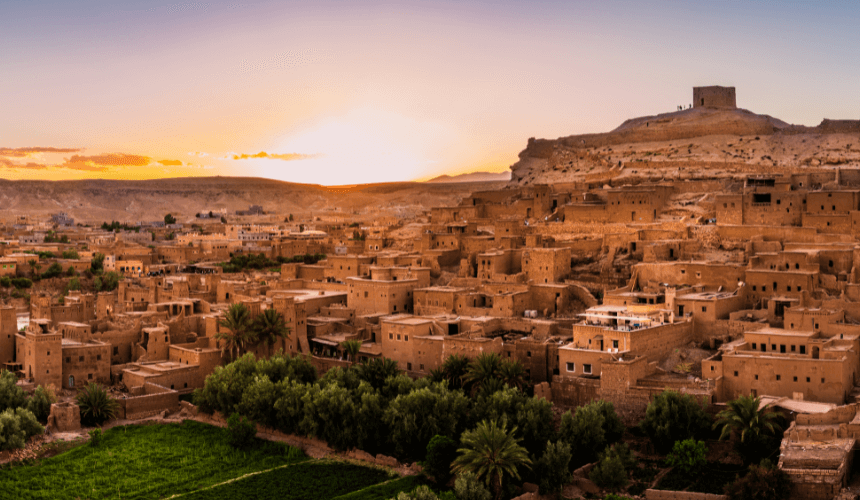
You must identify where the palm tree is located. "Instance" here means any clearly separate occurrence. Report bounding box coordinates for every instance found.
[216,303,256,360]
[452,419,532,499]
[253,308,290,356]
[464,352,502,396]
[340,339,362,366]
[714,394,784,465]
[498,360,527,391]
[355,357,399,389]
[441,354,470,390]
[476,377,507,399]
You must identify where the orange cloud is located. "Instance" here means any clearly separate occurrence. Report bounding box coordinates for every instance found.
[0,147,81,157]
[0,157,50,169]
[66,153,152,166]
[231,151,321,161]
[158,159,183,166]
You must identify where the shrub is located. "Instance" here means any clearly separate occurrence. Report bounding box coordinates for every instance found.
[41,262,65,280]
[26,384,57,423]
[589,444,634,491]
[10,278,32,289]
[640,390,711,454]
[396,485,441,500]
[535,440,572,499]
[0,370,27,412]
[94,271,122,292]
[76,383,119,426]
[425,434,458,485]
[61,250,80,260]
[725,461,791,500]
[0,277,10,287]
[226,412,257,449]
[666,439,707,477]
[91,252,105,273]
[453,472,492,500]
[89,428,103,446]
[0,407,44,451]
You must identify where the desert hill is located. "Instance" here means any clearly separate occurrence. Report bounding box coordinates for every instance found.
[427,171,511,183]
[510,105,860,185]
[0,177,506,223]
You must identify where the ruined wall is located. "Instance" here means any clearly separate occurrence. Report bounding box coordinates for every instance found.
[693,86,736,109]
[118,383,179,420]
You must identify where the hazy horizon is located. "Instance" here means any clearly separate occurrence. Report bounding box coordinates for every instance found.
[2,0,859,185]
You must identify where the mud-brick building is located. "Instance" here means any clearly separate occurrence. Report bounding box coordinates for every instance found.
[522,247,570,284]
[558,305,691,378]
[61,339,111,389]
[703,327,860,404]
[16,322,62,388]
[347,276,419,315]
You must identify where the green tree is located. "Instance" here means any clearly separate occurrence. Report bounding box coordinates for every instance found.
[0,371,27,412]
[216,303,256,360]
[425,434,459,485]
[28,259,41,278]
[559,400,624,466]
[91,252,105,273]
[666,438,707,477]
[355,357,400,390]
[724,461,792,500]
[76,383,119,426]
[26,385,57,423]
[41,262,64,279]
[61,249,80,260]
[463,353,502,396]
[452,419,532,499]
[640,390,711,454]
[0,408,43,451]
[396,485,442,500]
[589,443,633,491]
[164,213,177,225]
[252,308,290,355]
[714,394,783,466]
[384,383,471,459]
[340,340,362,366]
[535,440,573,499]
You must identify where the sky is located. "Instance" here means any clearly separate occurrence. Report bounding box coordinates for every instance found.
[1,0,859,185]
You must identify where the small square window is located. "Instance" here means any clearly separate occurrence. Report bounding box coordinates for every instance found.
[755,374,759,380]
[527,351,531,357]
[806,377,811,382]
[566,362,574,372]
[88,373,93,380]
[752,343,757,349]
[776,375,781,381]
[583,364,592,374]
[822,378,826,383]
[793,376,798,382]
[734,371,739,377]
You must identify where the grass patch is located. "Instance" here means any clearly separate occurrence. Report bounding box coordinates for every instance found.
[178,460,395,500]
[0,421,306,499]
[332,475,429,500]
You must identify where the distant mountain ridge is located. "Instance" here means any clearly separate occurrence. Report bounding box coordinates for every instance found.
[427,171,511,183]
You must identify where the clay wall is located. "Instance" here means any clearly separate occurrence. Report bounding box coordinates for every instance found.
[745,270,816,303]
[803,213,852,234]
[807,191,858,214]
[715,194,743,225]
[380,319,432,372]
[413,335,444,374]
[633,262,746,289]
[547,375,601,408]
[119,383,180,420]
[442,335,504,361]
[645,490,726,500]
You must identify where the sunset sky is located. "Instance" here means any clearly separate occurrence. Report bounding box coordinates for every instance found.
[2,1,859,185]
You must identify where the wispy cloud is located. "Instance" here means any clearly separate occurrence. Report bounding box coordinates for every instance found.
[66,153,152,167]
[230,151,321,161]
[0,147,81,157]
[158,159,183,166]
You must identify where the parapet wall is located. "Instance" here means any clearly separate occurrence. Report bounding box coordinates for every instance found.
[119,382,179,420]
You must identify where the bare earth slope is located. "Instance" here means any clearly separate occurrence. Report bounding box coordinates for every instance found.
[0,177,506,223]
[510,107,860,185]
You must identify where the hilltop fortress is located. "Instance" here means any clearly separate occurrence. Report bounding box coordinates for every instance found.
[511,86,860,185]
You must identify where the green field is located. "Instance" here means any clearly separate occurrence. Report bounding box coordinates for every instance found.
[0,421,419,500]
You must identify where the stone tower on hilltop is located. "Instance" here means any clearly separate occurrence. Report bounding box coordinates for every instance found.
[693,86,736,109]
